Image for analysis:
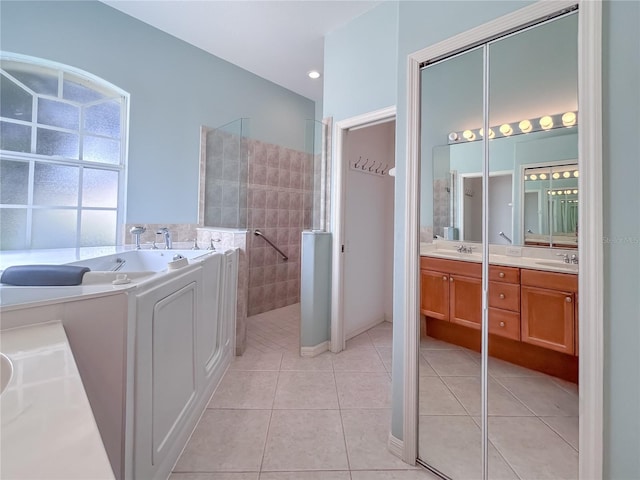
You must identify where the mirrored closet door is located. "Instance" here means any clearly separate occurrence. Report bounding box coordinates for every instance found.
[418,8,580,479]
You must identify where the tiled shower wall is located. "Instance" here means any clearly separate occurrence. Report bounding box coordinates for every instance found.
[201,127,315,317]
[245,139,313,316]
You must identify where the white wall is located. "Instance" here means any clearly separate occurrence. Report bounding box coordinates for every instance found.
[343,121,395,337]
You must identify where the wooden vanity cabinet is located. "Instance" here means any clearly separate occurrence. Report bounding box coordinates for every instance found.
[488,265,521,341]
[420,269,449,320]
[521,269,578,355]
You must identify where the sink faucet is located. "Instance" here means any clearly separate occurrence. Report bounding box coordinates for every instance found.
[456,244,473,254]
[156,227,172,249]
[556,253,571,264]
[570,254,579,264]
[130,226,146,250]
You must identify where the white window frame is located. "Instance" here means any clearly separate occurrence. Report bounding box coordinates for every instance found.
[0,52,129,249]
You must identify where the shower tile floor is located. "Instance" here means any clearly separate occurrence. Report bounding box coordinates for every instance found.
[172,304,578,479]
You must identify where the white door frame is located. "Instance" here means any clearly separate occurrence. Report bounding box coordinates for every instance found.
[403,1,603,477]
[331,106,397,353]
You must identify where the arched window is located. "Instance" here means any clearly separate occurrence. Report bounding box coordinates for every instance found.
[0,53,129,250]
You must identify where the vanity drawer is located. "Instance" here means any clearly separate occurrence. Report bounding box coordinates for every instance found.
[489,308,521,341]
[489,265,520,284]
[521,268,577,292]
[489,282,520,312]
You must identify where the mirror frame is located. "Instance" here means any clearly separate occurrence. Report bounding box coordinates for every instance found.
[402,1,602,478]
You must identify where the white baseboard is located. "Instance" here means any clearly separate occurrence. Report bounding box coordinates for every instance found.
[300,341,329,357]
[346,318,387,341]
[388,433,406,462]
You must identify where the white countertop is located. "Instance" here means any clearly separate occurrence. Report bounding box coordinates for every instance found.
[420,242,579,274]
[1,322,115,479]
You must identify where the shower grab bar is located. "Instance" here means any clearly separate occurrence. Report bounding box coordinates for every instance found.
[254,229,288,261]
[499,232,512,244]
[110,258,126,272]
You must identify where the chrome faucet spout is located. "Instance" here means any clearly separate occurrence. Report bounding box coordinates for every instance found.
[156,227,172,249]
[130,226,146,250]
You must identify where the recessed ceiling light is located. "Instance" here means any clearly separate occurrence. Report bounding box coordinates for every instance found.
[308,70,321,79]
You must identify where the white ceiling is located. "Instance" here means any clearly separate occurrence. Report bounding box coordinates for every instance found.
[102,1,381,103]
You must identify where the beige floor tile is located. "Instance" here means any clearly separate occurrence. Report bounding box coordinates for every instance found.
[540,416,579,450]
[418,415,518,479]
[273,371,338,409]
[420,336,463,350]
[174,409,270,472]
[351,471,440,480]
[262,410,348,471]
[488,416,578,479]
[441,376,533,416]
[418,353,438,376]
[280,351,334,371]
[335,371,391,408]
[367,323,393,347]
[332,346,386,372]
[485,356,547,378]
[208,371,278,409]
[230,350,283,371]
[259,472,350,480]
[341,409,413,470]
[419,376,467,415]
[496,376,579,416]
[170,474,259,480]
[346,332,374,348]
[422,349,481,376]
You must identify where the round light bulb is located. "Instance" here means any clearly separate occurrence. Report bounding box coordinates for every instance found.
[539,173,547,180]
[448,132,459,142]
[519,119,532,133]
[565,190,571,195]
[552,172,560,180]
[572,189,578,194]
[530,174,538,181]
[479,128,495,139]
[307,70,321,79]
[573,170,579,178]
[562,111,577,127]
[499,123,513,136]
[463,130,475,141]
[539,115,554,130]
[547,191,552,195]
[551,191,557,195]
[563,171,571,178]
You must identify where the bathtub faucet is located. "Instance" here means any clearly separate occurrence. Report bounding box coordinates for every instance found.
[130,226,146,250]
[156,227,172,249]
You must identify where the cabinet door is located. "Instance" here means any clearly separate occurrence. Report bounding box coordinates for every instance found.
[420,269,449,321]
[521,286,575,354]
[449,274,482,329]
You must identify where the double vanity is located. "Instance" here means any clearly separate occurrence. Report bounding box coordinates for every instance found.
[420,242,579,382]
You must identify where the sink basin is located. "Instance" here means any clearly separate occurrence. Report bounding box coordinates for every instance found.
[428,251,481,261]
[1,352,13,395]
[535,260,578,271]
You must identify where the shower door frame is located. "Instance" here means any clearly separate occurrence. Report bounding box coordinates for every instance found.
[402,1,603,478]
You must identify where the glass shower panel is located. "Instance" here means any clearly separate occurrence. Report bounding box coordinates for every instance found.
[486,12,579,479]
[418,46,485,479]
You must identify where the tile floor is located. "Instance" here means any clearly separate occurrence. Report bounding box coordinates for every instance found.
[172,304,578,480]
[418,336,579,480]
[172,304,437,480]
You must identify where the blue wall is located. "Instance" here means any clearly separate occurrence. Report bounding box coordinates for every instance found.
[0,0,315,224]
[324,1,640,476]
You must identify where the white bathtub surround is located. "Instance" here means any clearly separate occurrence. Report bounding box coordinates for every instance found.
[1,321,114,479]
[0,247,238,480]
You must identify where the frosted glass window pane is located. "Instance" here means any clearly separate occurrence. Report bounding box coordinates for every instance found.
[83,136,120,164]
[0,208,28,250]
[82,168,118,207]
[80,210,116,246]
[32,209,77,249]
[0,121,31,153]
[0,160,29,204]
[63,75,107,103]
[36,128,79,158]
[37,98,79,130]
[33,163,79,206]
[1,75,33,120]
[2,62,58,96]
[84,101,121,138]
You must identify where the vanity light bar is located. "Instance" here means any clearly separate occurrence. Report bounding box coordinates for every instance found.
[448,111,577,144]
[547,188,579,196]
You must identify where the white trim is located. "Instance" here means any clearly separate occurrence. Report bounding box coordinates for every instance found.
[403,1,602,478]
[300,341,330,358]
[387,433,404,460]
[330,106,396,354]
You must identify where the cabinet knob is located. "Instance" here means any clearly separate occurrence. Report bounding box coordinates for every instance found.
[450,277,454,282]
[566,296,572,303]
[499,293,505,299]
[442,276,448,281]
[499,321,505,327]
[499,272,505,278]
